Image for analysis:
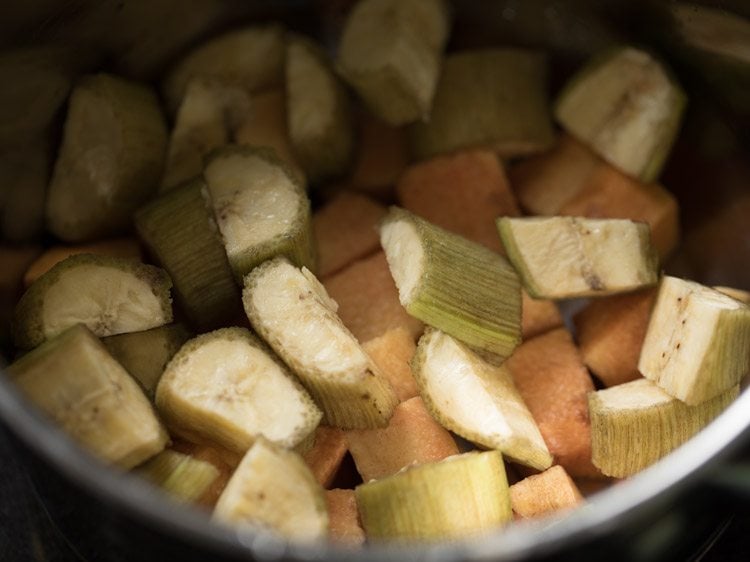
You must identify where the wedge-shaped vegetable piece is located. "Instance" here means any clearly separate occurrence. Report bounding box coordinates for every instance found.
[12,254,172,350]
[286,36,353,182]
[326,489,365,546]
[302,426,349,488]
[337,0,450,125]
[7,325,168,469]
[589,378,738,477]
[638,276,750,404]
[171,439,238,507]
[380,207,521,358]
[356,450,511,541]
[156,327,322,454]
[203,146,314,281]
[555,47,686,182]
[136,178,241,330]
[412,329,551,470]
[363,327,419,403]
[715,286,750,304]
[409,49,555,160]
[46,73,167,242]
[244,258,398,428]
[510,465,583,519]
[498,216,659,299]
[136,449,220,504]
[160,78,250,191]
[162,25,285,115]
[102,323,190,398]
[213,437,328,541]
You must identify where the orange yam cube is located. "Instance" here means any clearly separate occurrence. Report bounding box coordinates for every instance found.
[511,134,680,258]
[23,238,141,288]
[363,327,419,403]
[301,426,349,488]
[510,465,583,519]
[505,328,601,478]
[313,191,387,278]
[326,489,365,546]
[522,290,563,340]
[348,111,409,199]
[396,149,520,254]
[574,288,657,388]
[323,251,424,343]
[346,396,458,482]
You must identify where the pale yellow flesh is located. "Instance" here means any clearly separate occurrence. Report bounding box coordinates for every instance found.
[415,330,551,470]
[42,265,168,340]
[287,41,334,147]
[156,331,321,452]
[213,439,328,541]
[203,152,300,263]
[379,220,425,304]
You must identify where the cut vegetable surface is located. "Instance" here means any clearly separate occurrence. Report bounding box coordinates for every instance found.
[510,465,583,519]
[136,449,220,505]
[13,254,172,350]
[498,216,659,299]
[355,450,512,542]
[412,329,552,470]
[7,325,168,469]
[326,489,365,546]
[638,276,750,405]
[337,0,450,125]
[203,146,314,281]
[380,207,521,358]
[243,258,398,429]
[589,378,738,477]
[302,426,349,488]
[213,438,328,541]
[156,327,322,454]
[46,73,167,241]
[555,46,686,182]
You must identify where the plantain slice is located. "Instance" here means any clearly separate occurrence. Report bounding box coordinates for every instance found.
[555,46,686,182]
[497,216,659,299]
[7,324,168,469]
[213,437,328,541]
[589,378,738,477]
[412,329,552,471]
[355,450,512,542]
[286,35,354,183]
[162,25,286,115]
[12,254,172,350]
[380,207,521,359]
[337,0,451,125]
[155,327,322,454]
[46,73,167,242]
[135,177,241,330]
[203,146,315,281]
[136,449,220,504]
[638,276,750,405]
[243,257,398,429]
[102,323,190,398]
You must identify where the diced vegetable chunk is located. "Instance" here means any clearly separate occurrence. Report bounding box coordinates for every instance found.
[510,465,583,519]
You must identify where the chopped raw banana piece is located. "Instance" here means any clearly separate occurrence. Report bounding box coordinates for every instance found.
[380,207,521,358]
[162,25,285,115]
[409,49,555,160]
[203,146,315,281]
[135,178,241,330]
[412,329,552,471]
[156,327,322,454]
[46,73,167,242]
[638,276,750,404]
[243,258,398,429]
[102,323,190,397]
[589,378,738,477]
[715,286,750,305]
[160,78,250,191]
[555,46,686,182]
[7,325,168,469]
[136,449,220,504]
[213,437,328,541]
[12,254,172,350]
[355,450,512,542]
[337,0,450,125]
[497,216,659,299]
[286,36,353,182]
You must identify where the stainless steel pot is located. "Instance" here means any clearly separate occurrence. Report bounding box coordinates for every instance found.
[1,1,750,560]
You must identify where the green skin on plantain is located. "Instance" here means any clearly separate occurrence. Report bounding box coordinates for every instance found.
[136,449,220,503]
